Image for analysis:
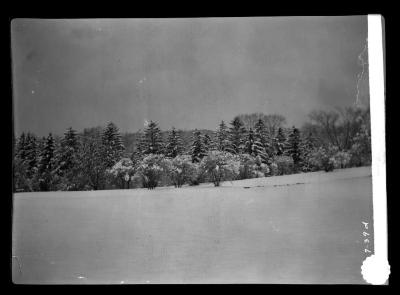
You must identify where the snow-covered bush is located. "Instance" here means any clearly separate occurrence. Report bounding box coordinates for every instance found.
[235,154,269,179]
[308,145,339,172]
[200,151,240,186]
[236,153,258,180]
[332,150,351,169]
[188,162,203,186]
[350,123,372,167]
[254,155,270,177]
[136,154,167,189]
[270,155,295,175]
[269,162,279,176]
[165,155,198,187]
[106,157,136,189]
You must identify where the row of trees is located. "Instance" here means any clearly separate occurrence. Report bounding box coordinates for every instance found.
[13,106,371,192]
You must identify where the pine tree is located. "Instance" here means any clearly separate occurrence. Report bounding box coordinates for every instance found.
[79,136,108,190]
[216,120,230,152]
[243,128,269,163]
[102,122,125,168]
[56,127,80,177]
[24,133,39,178]
[38,133,55,173]
[244,128,256,155]
[227,117,246,154]
[14,133,31,192]
[300,132,317,156]
[285,127,302,167]
[274,127,287,156]
[16,133,27,159]
[254,119,273,156]
[203,133,213,152]
[165,127,184,158]
[300,131,317,171]
[137,120,164,156]
[37,133,56,191]
[190,129,207,163]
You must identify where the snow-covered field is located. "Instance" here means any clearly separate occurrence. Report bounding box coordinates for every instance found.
[12,166,373,284]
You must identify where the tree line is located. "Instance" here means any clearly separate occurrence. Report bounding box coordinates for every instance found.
[13,106,371,192]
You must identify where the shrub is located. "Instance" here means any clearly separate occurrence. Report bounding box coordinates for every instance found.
[200,151,240,186]
[166,155,198,187]
[107,158,136,189]
[254,155,270,177]
[136,154,167,189]
[350,124,371,167]
[237,153,258,180]
[188,162,204,186]
[332,150,351,169]
[271,155,295,175]
[308,145,339,172]
[13,157,33,192]
[236,154,270,179]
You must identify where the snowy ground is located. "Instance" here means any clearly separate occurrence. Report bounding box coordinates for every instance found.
[12,166,373,284]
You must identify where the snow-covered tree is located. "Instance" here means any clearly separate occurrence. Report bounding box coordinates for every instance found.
[216,120,230,152]
[200,151,240,186]
[22,133,39,179]
[350,122,371,166]
[308,145,338,172]
[165,127,184,158]
[78,136,108,190]
[285,126,302,168]
[244,128,256,155]
[36,133,56,191]
[300,131,318,172]
[274,127,286,156]
[102,122,125,168]
[56,127,80,177]
[190,129,207,163]
[14,132,37,192]
[107,157,136,189]
[227,116,246,154]
[136,154,167,189]
[270,155,295,175]
[137,120,164,156]
[254,118,272,158]
[203,133,214,152]
[244,127,269,163]
[165,154,198,187]
[15,132,27,159]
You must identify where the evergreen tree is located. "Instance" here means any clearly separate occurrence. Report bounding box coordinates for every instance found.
[190,129,207,163]
[56,127,79,174]
[137,120,164,155]
[300,132,317,157]
[14,133,34,192]
[254,119,273,157]
[216,120,230,152]
[16,133,27,159]
[244,128,256,155]
[102,122,125,168]
[203,133,213,152]
[165,127,184,158]
[24,133,39,178]
[274,127,287,156]
[227,117,246,154]
[285,127,302,167]
[244,128,269,163]
[78,136,108,190]
[54,127,81,189]
[37,133,56,191]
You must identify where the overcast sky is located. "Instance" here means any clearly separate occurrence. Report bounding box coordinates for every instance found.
[11,16,369,137]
